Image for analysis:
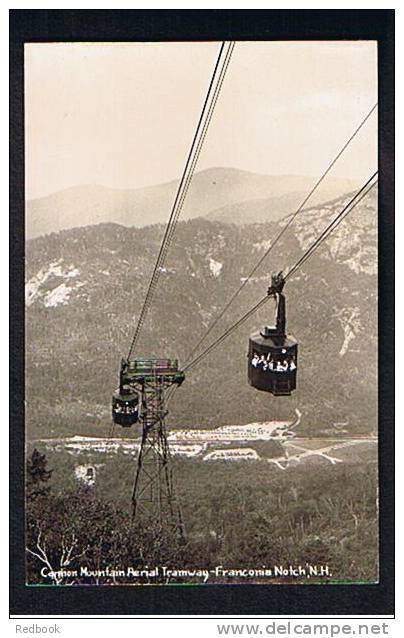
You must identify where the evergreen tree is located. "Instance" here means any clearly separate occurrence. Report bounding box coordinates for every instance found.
[26,448,53,501]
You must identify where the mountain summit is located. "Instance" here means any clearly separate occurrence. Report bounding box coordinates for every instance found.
[26,168,358,239]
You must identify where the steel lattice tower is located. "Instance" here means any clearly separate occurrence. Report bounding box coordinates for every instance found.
[123,362,185,538]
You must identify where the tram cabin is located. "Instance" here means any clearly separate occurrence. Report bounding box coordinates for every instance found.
[248,328,298,396]
[112,387,139,427]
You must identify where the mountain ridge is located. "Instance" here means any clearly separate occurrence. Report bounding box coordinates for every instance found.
[26,167,359,238]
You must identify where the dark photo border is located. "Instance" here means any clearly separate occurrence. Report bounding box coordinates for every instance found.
[9,9,395,617]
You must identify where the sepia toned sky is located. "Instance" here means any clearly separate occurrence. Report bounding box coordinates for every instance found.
[25,41,377,200]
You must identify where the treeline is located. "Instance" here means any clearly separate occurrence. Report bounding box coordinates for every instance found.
[26,449,378,585]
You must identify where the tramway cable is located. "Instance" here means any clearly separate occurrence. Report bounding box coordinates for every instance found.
[284,172,378,281]
[180,171,378,376]
[182,103,378,367]
[127,41,235,359]
[151,42,235,278]
[131,41,235,341]
[127,40,228,357]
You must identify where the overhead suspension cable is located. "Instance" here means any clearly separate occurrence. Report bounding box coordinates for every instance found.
[155,42,235,266]
[182,103,378,366]
[127,41,235,359]
[285,172,378,281]
[181,171,378,375]
[183,295,271,373]
[137,41,235,324]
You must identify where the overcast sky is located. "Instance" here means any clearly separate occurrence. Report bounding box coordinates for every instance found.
[25,41,377,200]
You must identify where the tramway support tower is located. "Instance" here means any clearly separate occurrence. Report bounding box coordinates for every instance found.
[115,357,185,535]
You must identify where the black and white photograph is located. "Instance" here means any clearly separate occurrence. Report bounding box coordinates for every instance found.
[9,8,395,620]
[23,36,381,587]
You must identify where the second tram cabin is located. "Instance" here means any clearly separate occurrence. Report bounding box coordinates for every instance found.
[112,387,139,427]
[112,357,185,426]
[248,272,298,396]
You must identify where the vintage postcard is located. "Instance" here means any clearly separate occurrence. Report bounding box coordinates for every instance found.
[23,36,382,590]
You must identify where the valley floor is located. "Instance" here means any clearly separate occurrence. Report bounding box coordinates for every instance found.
[31,416,377,469]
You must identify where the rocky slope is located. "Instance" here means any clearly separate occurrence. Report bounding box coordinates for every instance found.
[25,186,377,439]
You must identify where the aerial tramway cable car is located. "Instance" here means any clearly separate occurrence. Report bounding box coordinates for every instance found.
[248,272,298,396]
[111,357,185,427]
[111,388,139,427]
[111,362,140,427]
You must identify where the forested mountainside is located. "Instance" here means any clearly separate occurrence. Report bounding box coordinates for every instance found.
[25,187,377,439]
